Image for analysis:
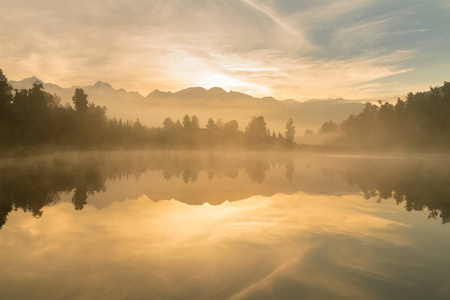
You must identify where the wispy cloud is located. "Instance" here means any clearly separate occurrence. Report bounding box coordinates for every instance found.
[240,0,301,36]
[0,0,449,99]
[439,0,450,10]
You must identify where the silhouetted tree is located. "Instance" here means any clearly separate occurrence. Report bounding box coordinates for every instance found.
[223,120,239,132]
[271,131,277,140]
[277,132,283,141]
[182,114,192,129]
[163,117,175,129]
[0,69,297,150]
[328,83,450,150]
[245,116,268,146]
[72,88,88,114]
[320,121,338,133]
[285,118,296,143]
[0,69,13,115]
[206,118,217,130]
[191,115,199,129]
[0,69,14,143]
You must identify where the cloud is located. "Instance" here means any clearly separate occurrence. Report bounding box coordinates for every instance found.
[439,0,450,10]
[0,0,449,99]
[240,0,303,36]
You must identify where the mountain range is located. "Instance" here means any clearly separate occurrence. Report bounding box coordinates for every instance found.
[9,77,366,134]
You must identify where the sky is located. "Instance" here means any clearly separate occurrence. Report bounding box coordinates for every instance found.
[0,0,449,100]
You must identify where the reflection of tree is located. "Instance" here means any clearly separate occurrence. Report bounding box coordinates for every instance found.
[285,160,295,182]
[158,153,287,184]
[0,156,107,228]
[72,186,88,210]
[5,152,449,227]
[330,158,450,224]
[245,160,269,183]
[0,201,12,229]
[0,152,295,229]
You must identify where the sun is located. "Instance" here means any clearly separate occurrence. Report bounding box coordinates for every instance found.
[193,71,271,96]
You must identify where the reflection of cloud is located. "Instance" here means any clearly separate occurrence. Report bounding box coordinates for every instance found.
[230,254,307,300]
[0,192,413,299]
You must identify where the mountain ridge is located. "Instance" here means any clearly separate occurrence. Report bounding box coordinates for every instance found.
[9,77,366,133]
[9,76,378,104]
[10,76,367,104]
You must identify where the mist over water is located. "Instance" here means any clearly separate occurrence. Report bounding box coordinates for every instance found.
[1,151,449,300]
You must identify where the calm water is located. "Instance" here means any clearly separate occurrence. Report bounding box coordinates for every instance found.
[0,151,449,300]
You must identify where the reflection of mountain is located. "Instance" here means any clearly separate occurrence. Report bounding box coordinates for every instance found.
[1,152,449,229]
[9,78,364,133]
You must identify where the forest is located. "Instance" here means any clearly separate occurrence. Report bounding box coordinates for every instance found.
[319,82,450,151]
[3,66,450,153]
[0,69,296,151]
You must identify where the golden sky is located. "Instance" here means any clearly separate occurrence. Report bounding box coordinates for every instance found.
[1,0,449,99]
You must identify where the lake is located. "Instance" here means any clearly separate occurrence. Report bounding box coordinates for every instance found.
[0,151,449,300]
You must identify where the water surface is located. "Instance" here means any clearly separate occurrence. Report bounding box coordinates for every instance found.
[1,151,449,299]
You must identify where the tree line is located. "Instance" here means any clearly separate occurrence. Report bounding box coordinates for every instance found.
[317,82,450,150]
[0,69,296,150]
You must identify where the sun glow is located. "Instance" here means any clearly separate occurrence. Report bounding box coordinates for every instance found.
[193,71,271,96]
